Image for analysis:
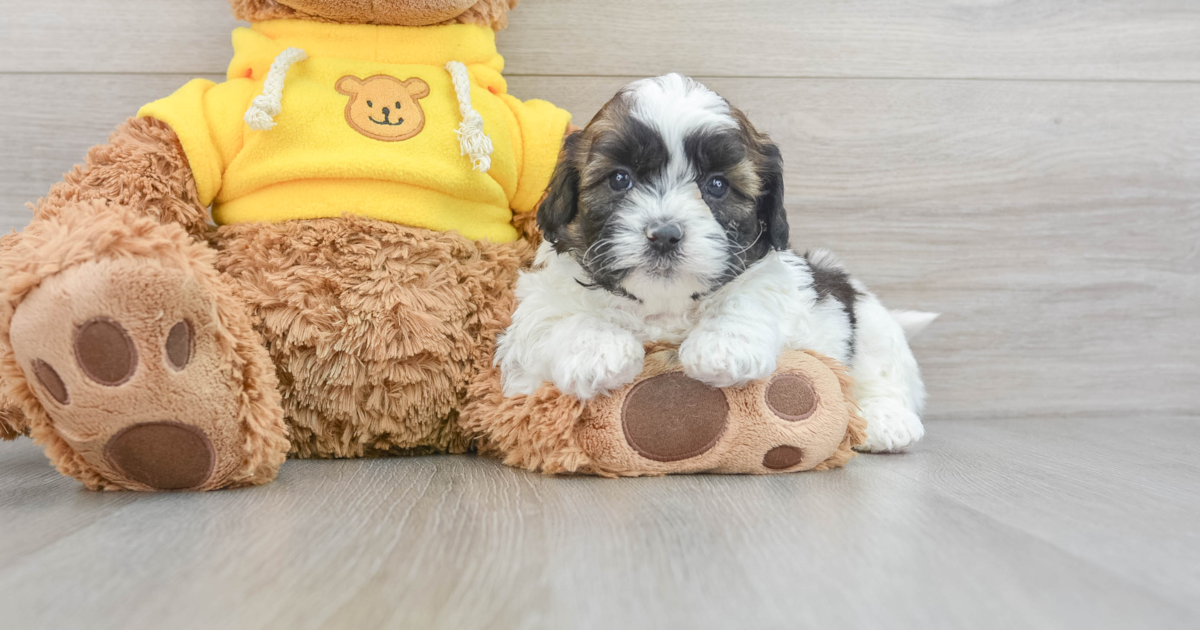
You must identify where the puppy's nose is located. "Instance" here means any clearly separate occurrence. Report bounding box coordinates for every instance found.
[646,224,684,253]
[381,106,391,116]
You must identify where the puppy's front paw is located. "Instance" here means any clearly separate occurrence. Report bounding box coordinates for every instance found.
[551,331,644,401]
[855,399,925,453]
[679,331,777,388]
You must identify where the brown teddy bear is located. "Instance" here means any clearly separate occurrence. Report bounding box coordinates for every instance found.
[0,0,571,490]
[0,0,864,490]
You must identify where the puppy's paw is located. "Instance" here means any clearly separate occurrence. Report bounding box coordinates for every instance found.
[551,331,645,401]
[679,331,778,388]
[855,399,925,453]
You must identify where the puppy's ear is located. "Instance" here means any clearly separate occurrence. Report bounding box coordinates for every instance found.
[755,140,789,250]
[537,131,583,244]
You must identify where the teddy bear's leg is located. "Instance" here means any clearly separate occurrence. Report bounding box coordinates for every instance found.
[0,118,288,490]
[0,236,30,441]
[213,216,530,458]
[468,348,866,476]
[585,350,867,475]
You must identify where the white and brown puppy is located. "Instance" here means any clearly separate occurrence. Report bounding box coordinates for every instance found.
[495,74,930,452]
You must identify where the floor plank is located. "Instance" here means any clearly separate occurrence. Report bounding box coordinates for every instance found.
[5,1,1200,80]
[871,417,1200,610]
[2,73,1197,421]
[1,417,1198,629]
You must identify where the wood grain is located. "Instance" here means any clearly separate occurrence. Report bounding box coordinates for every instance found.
[884,417,1200,609]
[3,73,1197,421]
[1,417,1198,629]
[4,0,1200,80]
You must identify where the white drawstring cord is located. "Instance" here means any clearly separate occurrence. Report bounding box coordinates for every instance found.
[244,47,308,131]
[244,52,494,171]
[445,61,494,172]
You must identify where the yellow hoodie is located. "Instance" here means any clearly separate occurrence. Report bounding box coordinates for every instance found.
[139,21,571,243]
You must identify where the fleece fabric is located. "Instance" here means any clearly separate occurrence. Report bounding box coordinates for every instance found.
[139,20,571,242]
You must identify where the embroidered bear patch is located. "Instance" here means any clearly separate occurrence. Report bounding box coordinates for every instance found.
[335,75,430,142]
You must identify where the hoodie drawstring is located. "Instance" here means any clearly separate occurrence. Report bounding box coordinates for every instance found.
[244,50,494,175]
[445,61,494,173]
[244,47,308,131]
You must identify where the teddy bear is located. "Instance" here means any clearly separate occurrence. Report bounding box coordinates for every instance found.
[0,0,865,491]
[0,0,572,490]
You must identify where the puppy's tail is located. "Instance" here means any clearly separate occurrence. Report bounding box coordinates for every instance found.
[891,310,940,339]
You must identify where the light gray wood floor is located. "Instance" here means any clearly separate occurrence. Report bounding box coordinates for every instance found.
[2,417,1198,629]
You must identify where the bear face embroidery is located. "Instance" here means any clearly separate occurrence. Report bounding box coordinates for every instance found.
[335,75,430,142]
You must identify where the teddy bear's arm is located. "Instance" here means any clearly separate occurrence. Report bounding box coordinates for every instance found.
[31,117,209,240]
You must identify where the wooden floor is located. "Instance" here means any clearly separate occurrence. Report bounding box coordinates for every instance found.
[2,1,1199,628]
[0,417,1196,629]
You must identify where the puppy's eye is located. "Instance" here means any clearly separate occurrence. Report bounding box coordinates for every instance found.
[366,100,373,108]
[395,102,402,109]
[700,175,724,198]
[704,176,729,199]
[609,170,633,192]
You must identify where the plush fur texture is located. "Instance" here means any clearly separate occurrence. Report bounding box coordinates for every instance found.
[498,74,928,453]
[0,0,555,490]
[464,341,865,476]
[0,238,28,440]
[214,215,531,458]
[229,0,518,29]
[1,114,536,487]
[33,117,210,240]
[0,200,289,490]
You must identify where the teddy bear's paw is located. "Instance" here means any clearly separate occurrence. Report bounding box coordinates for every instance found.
[854,399,925,453]
[575,350,855,475]
[8,258,254,490]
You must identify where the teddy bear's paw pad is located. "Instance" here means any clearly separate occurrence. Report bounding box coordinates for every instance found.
[31,359,69,405]
[711,352,855,474]
[622,372,729,462]
[8,259,243,490]
[74,318,138,386]
[165,321,193,369]
[762,445,805,470]
[765,373,819,421]
[104,421,215,490]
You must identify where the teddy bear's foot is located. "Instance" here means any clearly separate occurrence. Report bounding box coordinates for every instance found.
[575,349,864,475]
[10,260,244,489]
[3,208,288,490]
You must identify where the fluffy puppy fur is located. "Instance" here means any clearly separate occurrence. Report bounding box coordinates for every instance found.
[495,74,927,452]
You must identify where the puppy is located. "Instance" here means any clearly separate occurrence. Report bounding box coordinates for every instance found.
[495,74,928,452]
